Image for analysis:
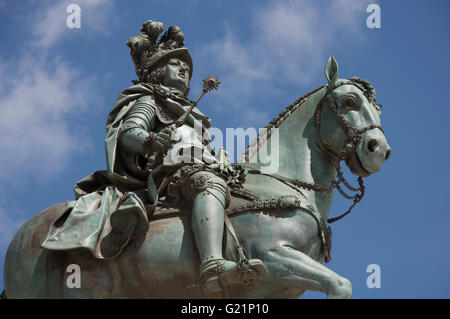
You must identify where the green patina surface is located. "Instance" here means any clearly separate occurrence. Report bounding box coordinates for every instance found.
[3,21,390,299]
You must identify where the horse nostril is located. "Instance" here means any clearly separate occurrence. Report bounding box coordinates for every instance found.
[367,139,378,152]
[385,149,391,161]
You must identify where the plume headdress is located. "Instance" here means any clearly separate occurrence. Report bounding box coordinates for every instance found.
[126,20,193,83]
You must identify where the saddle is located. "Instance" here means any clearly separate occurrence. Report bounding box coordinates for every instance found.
[148,168,313,218]
[149,170,332,263]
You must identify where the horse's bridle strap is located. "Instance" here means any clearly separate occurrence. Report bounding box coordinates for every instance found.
[316,88,384,162]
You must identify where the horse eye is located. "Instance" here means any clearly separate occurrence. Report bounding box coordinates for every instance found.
[342,98,358,109]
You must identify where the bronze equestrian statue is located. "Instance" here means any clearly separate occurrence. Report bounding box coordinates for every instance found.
[3,20,391,299]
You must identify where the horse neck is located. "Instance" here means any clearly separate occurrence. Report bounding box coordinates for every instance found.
[251,88,336,219]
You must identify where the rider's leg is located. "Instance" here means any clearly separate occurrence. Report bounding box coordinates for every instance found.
[188,171,264,292]
[191,190,225,261]
[189,172,237,277]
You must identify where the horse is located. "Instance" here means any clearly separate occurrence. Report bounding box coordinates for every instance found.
[3,57,391,299]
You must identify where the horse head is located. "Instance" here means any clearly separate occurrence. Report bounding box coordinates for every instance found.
[318,56,391,177]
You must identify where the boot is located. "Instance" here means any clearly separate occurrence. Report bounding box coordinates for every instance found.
[191,189,264,294]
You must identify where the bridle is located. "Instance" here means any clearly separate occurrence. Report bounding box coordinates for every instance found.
[310,80,384,223]
[314,81,383,162]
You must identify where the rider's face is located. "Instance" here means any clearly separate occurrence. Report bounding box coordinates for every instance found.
[162,58,190,96]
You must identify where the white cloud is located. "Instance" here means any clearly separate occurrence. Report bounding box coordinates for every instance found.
[198,0,371,123]
[0,56,97,182]
[325,0,369,29]
[199,27,271,124]
[0,0,107,269]
[0,204,26,248]
[31,0,114,50]
[0,1,111,184]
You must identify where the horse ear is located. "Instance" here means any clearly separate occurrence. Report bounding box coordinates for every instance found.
[324,56,339,88]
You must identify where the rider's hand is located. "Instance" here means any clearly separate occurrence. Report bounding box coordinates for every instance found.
[151,126,178,154]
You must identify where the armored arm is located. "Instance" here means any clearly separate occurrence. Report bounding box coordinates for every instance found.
[119,96,156,156]
[119,96,175,158]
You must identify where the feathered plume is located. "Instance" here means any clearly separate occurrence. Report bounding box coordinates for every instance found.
[157,26,185,50]
[126,20,165,81]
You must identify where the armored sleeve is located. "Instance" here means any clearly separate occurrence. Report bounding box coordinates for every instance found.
[123,95,157,132]
[118,95,158,156]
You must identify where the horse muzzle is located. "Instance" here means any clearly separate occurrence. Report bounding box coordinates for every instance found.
[348,130,391,176]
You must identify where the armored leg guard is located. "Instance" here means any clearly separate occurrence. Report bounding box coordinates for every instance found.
[189,171,265,294]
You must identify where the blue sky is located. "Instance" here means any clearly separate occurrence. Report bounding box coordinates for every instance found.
[1,0,449,298]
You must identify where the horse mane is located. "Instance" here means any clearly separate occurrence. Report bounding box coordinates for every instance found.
[347,77,378,105]
[241,78,378,162]
[241,84,325,162]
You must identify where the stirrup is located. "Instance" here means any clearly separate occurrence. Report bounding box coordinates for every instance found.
[237,259,266,286]
[200,258,265,294]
